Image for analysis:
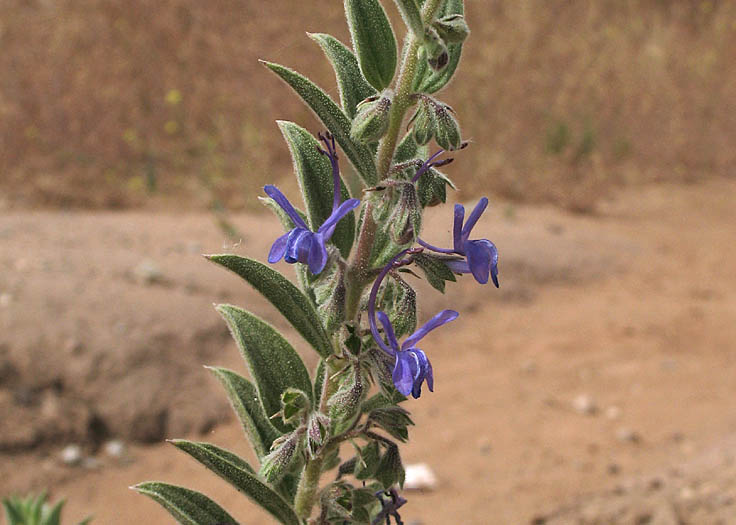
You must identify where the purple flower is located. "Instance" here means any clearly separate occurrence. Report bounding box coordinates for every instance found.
[417,197,499,287]
[374,309,458,398]
[265,184,359,275]
[367,250,458,398]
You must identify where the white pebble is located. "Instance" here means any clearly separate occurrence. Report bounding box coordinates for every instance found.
[60,444,83,466]
[573,394,597,415]
[104,439,126,458]
[404,463,437,491]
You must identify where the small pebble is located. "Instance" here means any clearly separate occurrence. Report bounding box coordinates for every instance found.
[104,439,127,459]
[0,293,11,308]
[60,444,83,466]
[573,394,597,416]
[615,428,641,444]
[82,457,101,470]
[404,463,437,491]
[605,405,621,420]
[133,259,164,285]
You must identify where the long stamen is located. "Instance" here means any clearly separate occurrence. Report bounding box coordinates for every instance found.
[411,148,447,183]
[416,237,455,254]
[368,248,422,356]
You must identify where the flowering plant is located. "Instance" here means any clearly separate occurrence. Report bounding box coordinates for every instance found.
[134,1,498,523]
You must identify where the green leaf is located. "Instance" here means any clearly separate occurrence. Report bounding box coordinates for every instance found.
[262,61,378,186]
[313,359,326,406]
[308,33,377,119]
[413,0,465,94]
[216,305,313,433]
[207,367,281,458]
[412,252,456,292]
[44,498,64,525]
[394,0,424,35]
[344,0,397,91]
[277,121,355,258]
[132,482,238,525]
[207,255,332,358]
[170,441,300,525]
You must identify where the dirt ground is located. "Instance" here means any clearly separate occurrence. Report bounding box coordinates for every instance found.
[1,178,736,524]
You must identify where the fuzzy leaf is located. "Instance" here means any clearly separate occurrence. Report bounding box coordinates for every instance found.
[170,441,300,525]
[313,359,326,406]
[412,252,456,292]
[132,482,238,525]
[216,305,313,433]
[208,255,332,357]
[277,121,355,258]
[207,367,281,458]
[262,61,377,185]
[394,0,424,35]
[308,33,377,118]
[344,0,397,91]
[413,0,465,94]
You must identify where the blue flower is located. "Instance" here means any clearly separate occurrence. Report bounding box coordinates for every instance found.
[265,184,359,275]
[418,197,499,287]
[373,308,458,398]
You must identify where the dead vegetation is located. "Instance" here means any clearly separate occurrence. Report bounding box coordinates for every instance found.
[1,0,734,211]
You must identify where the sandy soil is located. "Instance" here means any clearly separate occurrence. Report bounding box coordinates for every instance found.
[1,179,735,524]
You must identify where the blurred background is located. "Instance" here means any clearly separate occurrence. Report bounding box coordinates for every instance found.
[1,1,735,523]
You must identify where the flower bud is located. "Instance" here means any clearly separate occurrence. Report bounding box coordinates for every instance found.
[259,431,303,484]
[350,91,393,144]
[316,266,346,333]
[328,366,366,434]
[408,97,435,146]
[306,411,330,458]
[417,166,456,207]
[387,182,421,244]
[432,102,462,151]
[434,14,470,44]
[422,26,449,72]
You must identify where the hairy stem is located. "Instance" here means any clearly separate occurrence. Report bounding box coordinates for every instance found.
[294,456,324,520]
[375,0,445,180]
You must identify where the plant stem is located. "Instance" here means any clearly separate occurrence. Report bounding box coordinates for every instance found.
[375,0,445,180]
[294,456,324,520]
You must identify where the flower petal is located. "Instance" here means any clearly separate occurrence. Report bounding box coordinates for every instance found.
[465,239,491,284]
[377,311,400,353]
[307,232,329,274]
[285,229,311,264]
[268,231,290,263]
[410,349,432,398]
[318,198,360,236]
[453,204,465,252]
[264,185,309,230]
[461,197,489,240]
[444,258,471,274]
[392,351,419,397]
[402,309,459,351]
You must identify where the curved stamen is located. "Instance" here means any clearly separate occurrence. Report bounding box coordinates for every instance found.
[368,248,422,356]
[416,237,455,254]
[411,148,446,183]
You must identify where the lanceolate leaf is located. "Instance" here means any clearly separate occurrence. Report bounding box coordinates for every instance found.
[344,0,397,91]
[132,482,238,525]
[308,33,377,118]
[313,358,326,406]
[277,121,355,258]
[262,61,378,185]
[413,0,465,94]
[216,305,313,432]
[170,441,300,525]
[207,255,331,357]
[394,0,424,35]
[206,367,281,458]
